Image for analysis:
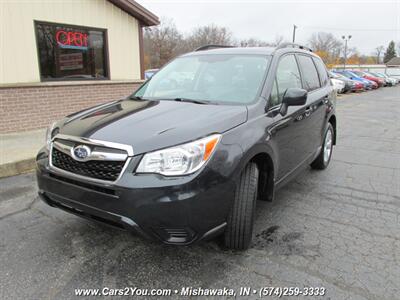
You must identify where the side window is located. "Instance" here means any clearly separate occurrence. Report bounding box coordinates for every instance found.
[313,57,329,86]
[270,54,302,106]
[297,55,321,91]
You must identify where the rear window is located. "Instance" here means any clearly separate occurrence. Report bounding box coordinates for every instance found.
[313,57,329,86]
[297,55,321,91]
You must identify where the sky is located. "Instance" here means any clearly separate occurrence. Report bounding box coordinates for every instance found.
[136,0,400,55]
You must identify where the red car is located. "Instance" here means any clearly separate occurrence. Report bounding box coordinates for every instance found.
[353,81,364,92]
[351,70,384,87]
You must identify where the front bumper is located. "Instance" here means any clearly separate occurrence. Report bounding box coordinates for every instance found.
[36,145,240,245]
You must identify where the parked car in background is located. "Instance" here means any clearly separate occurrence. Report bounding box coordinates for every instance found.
[351,70,384,87]
[334,70,374,90]
[335,72,364,92]
[368,80,379,89]
[144,69,159,79]
[382,72,399,85]
[386,68,400,81]
[384,73,399,84]
[371,72,397,86]
[352,80,365,92]
[362,71,388,87]
[329,71,356,93]
[330,78,345,93]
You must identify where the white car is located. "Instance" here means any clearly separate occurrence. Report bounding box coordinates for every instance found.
[386,68,400,83]
[330,78,345,93]
[381,73,399,85]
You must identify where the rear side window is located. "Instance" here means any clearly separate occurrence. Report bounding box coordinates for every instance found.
[270,54,302,107]
[297,55,321,91]
[313,57,329,86]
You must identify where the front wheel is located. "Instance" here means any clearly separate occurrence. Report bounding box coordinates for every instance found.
[224,163,259,250]
[311,123,334,170]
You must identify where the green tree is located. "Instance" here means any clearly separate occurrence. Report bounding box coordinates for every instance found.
[384,41,397,63]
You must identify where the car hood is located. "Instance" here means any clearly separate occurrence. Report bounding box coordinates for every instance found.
[57,99,247,155]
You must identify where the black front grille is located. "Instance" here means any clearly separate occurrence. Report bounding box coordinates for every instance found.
[49,173,116,196]
[52,148,125,181]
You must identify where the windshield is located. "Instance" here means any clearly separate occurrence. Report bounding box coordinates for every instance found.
[346,71,359,78]
[339,72,351,78]
[351,70,364,76]
[336,73,348,80]
[371,72,383,77]
[134,54,270,104]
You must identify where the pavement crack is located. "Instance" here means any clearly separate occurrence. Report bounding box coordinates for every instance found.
[317,193,400,214]
[294,211,400,242]
[332,158,398,171]
[257,252,391,300]
[0,196,38,220]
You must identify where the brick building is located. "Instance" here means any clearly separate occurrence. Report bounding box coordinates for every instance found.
[0,0,159,133]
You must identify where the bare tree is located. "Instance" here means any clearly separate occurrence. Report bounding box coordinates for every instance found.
[346,47,358,58]
[238,38,272,47]
[309,32,342,52]
[308,32,343,65]
[273,35,285,46]
[143,18,183,69]
[183,25,233,52]
[374,46,385,64]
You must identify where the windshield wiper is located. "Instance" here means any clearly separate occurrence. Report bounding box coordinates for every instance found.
[129,96,214,104]
[172,98,213,105]
[129,95,147,101]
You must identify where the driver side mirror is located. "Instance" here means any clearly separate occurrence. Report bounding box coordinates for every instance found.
[280,88,308,116]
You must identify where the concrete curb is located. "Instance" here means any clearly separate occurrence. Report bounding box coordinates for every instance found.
[0,158,36,178]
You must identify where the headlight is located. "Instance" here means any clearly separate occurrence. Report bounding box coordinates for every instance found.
[45,122,58,150]
[136,134,221,176]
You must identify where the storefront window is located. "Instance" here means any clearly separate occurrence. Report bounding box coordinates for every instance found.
[35,21,109,81]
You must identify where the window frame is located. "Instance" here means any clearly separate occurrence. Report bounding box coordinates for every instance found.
[312,56,329,87]
[295,54,322,92]
[34,20,110,82]
[267,53,303,109]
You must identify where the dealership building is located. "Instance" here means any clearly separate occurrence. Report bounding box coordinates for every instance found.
[0,0,159,133]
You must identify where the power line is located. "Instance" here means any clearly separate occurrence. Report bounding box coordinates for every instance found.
[303,26,399,32]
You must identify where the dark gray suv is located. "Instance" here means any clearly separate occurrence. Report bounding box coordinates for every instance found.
[36,43,336,250]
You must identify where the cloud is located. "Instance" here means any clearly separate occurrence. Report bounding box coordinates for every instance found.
[138,0,399,54]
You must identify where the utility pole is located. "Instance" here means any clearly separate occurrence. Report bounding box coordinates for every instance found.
[342,35,352,69]
[292,25,297,43]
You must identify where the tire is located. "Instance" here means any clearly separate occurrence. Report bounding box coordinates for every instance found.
[311,123,334,170]
[224,163,259,250]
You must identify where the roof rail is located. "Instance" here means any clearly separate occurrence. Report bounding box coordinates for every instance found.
[194,44,235,52]
[276,43,313,52]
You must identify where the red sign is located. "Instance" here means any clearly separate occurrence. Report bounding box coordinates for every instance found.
[56,30,88,49]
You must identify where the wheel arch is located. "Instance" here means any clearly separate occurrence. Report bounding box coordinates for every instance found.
[235,145,276,202]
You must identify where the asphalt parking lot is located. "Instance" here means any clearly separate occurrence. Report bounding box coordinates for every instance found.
[1,86,399,300]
